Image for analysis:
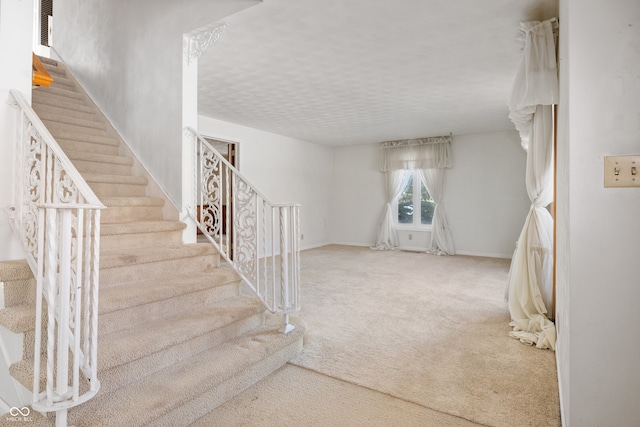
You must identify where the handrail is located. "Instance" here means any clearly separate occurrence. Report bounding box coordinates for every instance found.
[185,127,300,333]
[8,89,104,427]
[32,54,54,87]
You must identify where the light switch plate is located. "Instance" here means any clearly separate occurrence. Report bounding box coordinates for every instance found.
[604,155,640,187]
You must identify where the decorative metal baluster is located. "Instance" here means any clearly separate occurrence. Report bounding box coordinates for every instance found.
[225,162,230,259]
[32,208,46,404]
[82,213,91,376]
[72,208,84,401]
[57,209,72,407]
[185,127,300,333]
[44,208,57,407]
[279,208,294,333]
[90,211,100,390]
[10,90,104,426]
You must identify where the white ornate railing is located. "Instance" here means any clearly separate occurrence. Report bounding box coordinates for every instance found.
[185,127,300,333]
[8,89,103,427]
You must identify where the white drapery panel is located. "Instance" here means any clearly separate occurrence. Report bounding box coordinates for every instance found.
[374,136,454,253]
[509,19,559,150]
[419,168,455,255]
[507,18,558,350]
[372,170,410,250]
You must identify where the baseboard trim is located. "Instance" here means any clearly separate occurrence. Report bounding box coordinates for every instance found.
[453,250,513,259]
[300,242,333,251]
[327,243,513,259]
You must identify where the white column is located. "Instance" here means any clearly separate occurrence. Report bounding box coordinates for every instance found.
[181,35,198,244]
[0,0,34,261]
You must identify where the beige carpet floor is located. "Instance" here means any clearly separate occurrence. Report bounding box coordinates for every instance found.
[195,245,560,427]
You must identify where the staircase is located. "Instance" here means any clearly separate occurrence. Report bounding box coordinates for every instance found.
[0,57,303,426]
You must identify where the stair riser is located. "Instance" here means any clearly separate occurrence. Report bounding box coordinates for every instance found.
[99,282,240,336]
[91,313,263,396]
[33,105,95,122]
[72,160,132,176]
[49,79,77,92]
[151,338,303,427]
[101,206,164,223]
[54,132,120,147]
[2,278,36,307]
[100,254,219,287]
[43,121,109,138]
[32,93,94,114]
[44,69,67,81]
[37,86,85,101]
[39,113,107,131]
[101,230,183,251]
[58,140,120,156]
[89,182,146,198]
[18,274,238,358]
[17,313,263,395]
[42,63,66,75]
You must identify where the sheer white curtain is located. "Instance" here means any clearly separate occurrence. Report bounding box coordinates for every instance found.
[419,168,455,255]
[506,18,558,350]
[374,137,453,252]
[372,170,409,250]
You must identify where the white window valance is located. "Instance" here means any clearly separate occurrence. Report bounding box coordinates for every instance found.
[379,136,453,171]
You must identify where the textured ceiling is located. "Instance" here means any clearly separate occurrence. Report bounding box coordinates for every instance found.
[197,0,558,146]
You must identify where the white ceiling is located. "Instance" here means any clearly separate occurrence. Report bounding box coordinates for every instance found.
[197,0,558,146]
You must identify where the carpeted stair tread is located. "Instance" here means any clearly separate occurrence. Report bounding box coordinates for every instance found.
[42,65,67,77]
[42,120,108,138]
[37,111,107,131]
[98,269,240,316]
[100,221,186,249]
[45,78,69,89]
[0,268,239,335]
[33,103,95,122]
[48,76,76,91]
[41,58,63,71]
[39,56,59,66]
[55,134,120,147]
[0,304,35,333]
[100,243,215,270]
[32,92,94,114]
[68,322,304,426]
[42,67,71,80]
[58,140,119,157]
[96,296,263,371]
[100,196,164,207]
[0,259,32,282]
[66,151,133,166]
[36,85,84,101]
[9,297,266,397]
[2,277,35,308]
[100,220,184,236]
[84,173,148,186]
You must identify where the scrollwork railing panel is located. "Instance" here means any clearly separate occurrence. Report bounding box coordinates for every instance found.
[9,89,104,421]
[186,127,300,333]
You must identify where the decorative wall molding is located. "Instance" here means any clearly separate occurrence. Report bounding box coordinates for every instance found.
[184,23,228,66]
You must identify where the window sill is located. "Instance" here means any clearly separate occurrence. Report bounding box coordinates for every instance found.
[394,225,433,232]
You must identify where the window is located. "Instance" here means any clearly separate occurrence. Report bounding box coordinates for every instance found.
[396,170,435,227]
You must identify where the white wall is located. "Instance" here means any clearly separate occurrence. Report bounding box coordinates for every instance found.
[52,0,259,208]
[198,116,334,250]
[330,131,530,258]
[557,1,640,426]
[0,0,33,262]
[448,131,530,258]
[330,143,385,247]
[0,0,35,409]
